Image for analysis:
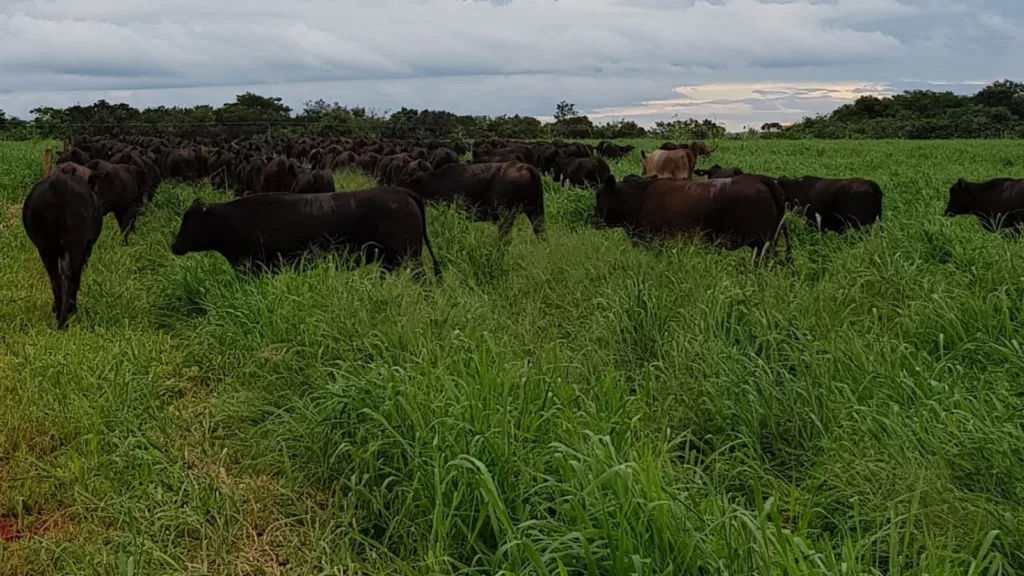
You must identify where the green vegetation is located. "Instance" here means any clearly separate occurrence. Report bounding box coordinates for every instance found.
[775,80,1024,139]
[1,140,1023,574]
[4,80,1023,142]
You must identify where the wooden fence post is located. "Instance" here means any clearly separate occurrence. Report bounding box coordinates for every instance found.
[43,149,53,178]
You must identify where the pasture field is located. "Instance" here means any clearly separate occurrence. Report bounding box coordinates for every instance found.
[1,139,1023,575]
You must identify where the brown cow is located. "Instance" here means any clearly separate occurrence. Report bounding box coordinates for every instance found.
[640,148,696,180]
[595,174,790,261]
[405,161,545,237]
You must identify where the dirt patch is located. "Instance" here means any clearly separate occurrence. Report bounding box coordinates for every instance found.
[0,513,77,543]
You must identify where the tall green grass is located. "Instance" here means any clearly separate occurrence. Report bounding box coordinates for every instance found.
[1,140,1023,574]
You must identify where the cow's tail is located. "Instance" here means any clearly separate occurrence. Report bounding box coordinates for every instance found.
[49,176,75,327]
[758,175,792,264]
[410,191,442,279]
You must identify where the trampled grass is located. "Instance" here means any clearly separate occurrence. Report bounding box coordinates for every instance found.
[1,140,1023,574]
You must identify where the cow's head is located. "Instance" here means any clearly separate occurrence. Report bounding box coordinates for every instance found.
[945,178,971,217]
[172,198,214,256]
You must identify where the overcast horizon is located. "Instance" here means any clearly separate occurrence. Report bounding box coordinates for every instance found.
[1,0,1020,130]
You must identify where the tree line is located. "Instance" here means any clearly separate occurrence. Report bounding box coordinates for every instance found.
[763,80,1024,139]
[0,93,726,143]
[1,80,1020,142]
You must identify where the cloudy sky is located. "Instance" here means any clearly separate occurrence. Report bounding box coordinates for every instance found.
[0,0,1020,130]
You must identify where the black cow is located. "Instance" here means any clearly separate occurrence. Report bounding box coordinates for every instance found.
[171,188,441,277]
[405,161,545,237]
[110,150,162,201]
[163,148,205,183]
[85,160,147,244]
[259,157,299,194]
[945,178,1024,231]
[291,170,336,195]
[427,148,460,171]
[237,157,266,198]
[22,165,105,329]
[596,174,790,260]
[357,153,381,176]
[776,176,883,233]
[695,165,745,179]
[57,148,91,166]
[554,156,612,188]
[596,141,634,160]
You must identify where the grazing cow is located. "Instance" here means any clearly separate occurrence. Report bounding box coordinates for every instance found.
[238,157,266,197]
[560,143,593,160]
[427,148,460,171]
[163,148,205,183]
[259,157,299,194]
[776,176,883,233]
[357,153,381,176]
[22,165,105,329]
[641,149,696,180]
[380,154,418,186]
[945,178,1024,231]
[595,174,790,260]
[171,188,441,277]
[291,170,336,195]
[110,151,162,201]
[596,141,635,160]
[330,151,359,172]
[472,154,525,165]
[695,165,745,179]
[405,161,545,237]
[554,156,612,188]
[393,159,433,189]
[475,145,534,164]
[85,160,147,244]
[533,145,562,175]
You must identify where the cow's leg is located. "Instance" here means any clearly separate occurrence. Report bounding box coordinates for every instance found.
[115,205,142,246]
[39,251,64,325]
[496,213,517,239]
[61,247,89,329]
[526,206,546,239]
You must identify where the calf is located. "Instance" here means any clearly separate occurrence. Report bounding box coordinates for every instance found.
[291,170,336,195]
[22,165,105,329]
[945,178,1024,232]
[595,174,789,260]
[776,176,883,233]
[171,187,441,277]
[640,149,696,180]
[405,161,545,237]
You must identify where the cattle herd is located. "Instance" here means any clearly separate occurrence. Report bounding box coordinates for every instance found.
[18,133,1024,329]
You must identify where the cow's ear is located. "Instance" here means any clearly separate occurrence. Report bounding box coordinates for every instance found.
[190,198,208,212]
[955,178,965,187]
[640,151,647,160]
[603,175,617,191]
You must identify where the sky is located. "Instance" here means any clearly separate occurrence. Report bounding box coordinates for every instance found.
[0,0,1020,130]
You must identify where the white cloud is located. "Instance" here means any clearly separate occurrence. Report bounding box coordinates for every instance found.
[0,0,1020,127]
